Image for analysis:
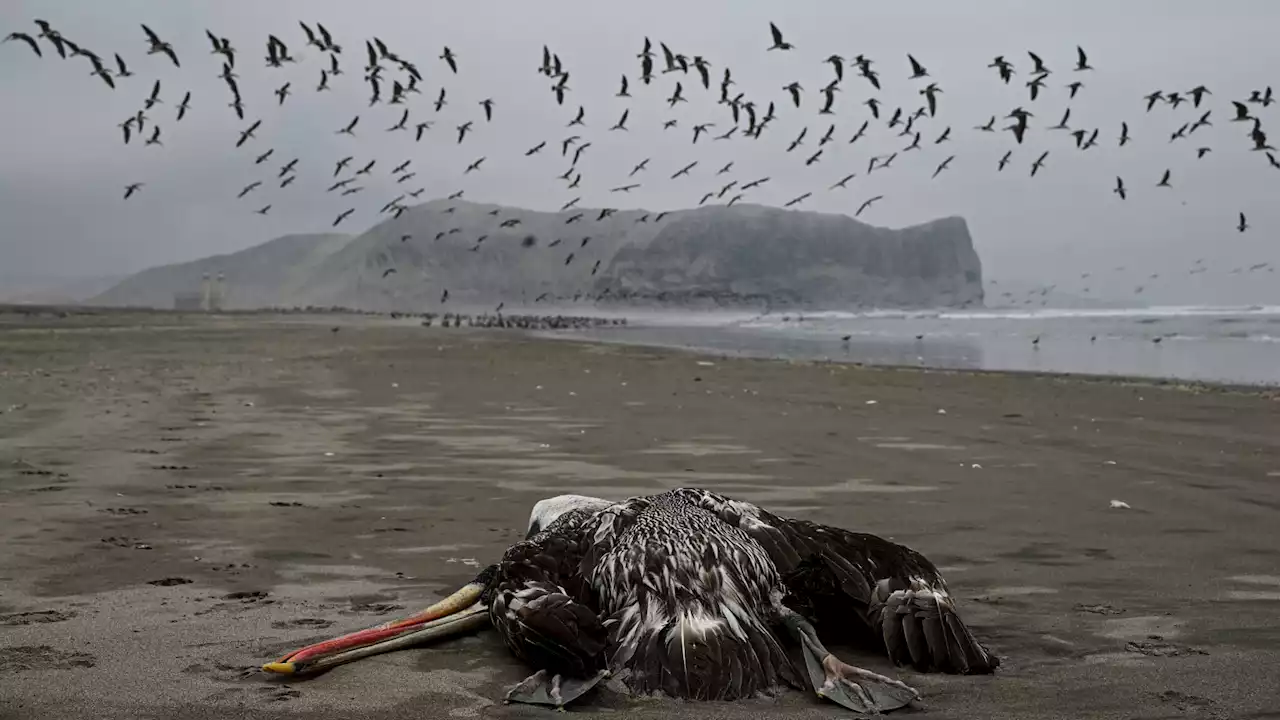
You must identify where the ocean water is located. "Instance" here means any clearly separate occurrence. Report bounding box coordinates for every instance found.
[564,306,1280,387]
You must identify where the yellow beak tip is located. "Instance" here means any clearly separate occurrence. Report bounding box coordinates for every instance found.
[261,662,297,675]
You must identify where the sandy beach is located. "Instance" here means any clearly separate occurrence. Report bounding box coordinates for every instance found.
[2,308,1279,720]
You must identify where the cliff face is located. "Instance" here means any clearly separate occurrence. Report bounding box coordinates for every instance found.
[595,205,983,309]
[287,200,660,312]
[91,200,984,312]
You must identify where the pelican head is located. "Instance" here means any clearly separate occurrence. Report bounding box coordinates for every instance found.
[526,494,613,538]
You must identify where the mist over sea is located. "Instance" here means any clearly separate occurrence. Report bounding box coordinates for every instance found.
[559,305,1280,386]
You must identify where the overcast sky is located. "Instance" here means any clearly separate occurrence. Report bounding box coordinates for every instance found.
[2,0,1278,303]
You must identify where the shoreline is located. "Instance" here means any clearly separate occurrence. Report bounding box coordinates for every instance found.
[535,330,1280,398]
[4,301,1279,390]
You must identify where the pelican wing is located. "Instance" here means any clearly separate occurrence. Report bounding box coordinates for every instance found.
[670,488,1000,675]
[488,508,608,677]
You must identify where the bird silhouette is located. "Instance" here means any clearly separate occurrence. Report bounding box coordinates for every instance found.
[4,32,42,56]
[855,195,884,217]
[907,54,928,79]
[1074,46,1093,71]
[1030,151,1049,177]
[767,23,793,51]
[932,156,955,179]
[141,24,179,66]
[440,46,457,72]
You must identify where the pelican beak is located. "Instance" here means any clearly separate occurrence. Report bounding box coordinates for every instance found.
[262,573,491,676]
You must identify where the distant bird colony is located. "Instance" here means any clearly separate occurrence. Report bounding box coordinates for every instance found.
[4,18,1276,306]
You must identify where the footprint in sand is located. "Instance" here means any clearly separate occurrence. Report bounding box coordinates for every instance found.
[270,618,334,630]
[0,645,96,672]
[1074,603,1125,615]
[0,610,75,626]
[100,536,151,550]
[148,577,193,587]
[343,602,404,615]
[1152,690,1226,717]
[1125,638,1207,657]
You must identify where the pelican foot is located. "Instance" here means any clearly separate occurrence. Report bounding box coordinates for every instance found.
[503,668,609,710]
[783,609,919,714]
[809,653,920,715]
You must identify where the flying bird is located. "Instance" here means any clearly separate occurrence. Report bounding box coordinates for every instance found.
[440,46,457,73]
[907,54,928,79]
[1074,46,1093,71]
[236,119,262,148]
[333,209,355,226]
[783,82,802,108]
[1113,176,1127,200]
[123,182,143,199]
[144,79,162,109]
[141,24,179,66]
[931,155,955,179]
[480,98,494,122]
[988,56,1013,83]
[671,161,698,179]
[4,32,42,57]
[456,121,473,143]
[1237,212,1249,233]
[1030,151,1049,177]
[465,157,486,173]
[829,173,856,190]
[767,22,794,51]
[386,109,410,132]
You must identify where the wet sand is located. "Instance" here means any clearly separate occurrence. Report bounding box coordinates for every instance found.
[2,309,1279,720]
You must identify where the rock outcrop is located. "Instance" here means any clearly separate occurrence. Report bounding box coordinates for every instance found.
[595,204,982,309]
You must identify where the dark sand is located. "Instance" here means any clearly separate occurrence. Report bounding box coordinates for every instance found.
[2,309,1279,720]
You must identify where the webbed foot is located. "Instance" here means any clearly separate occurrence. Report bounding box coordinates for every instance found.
[503,668,609,710]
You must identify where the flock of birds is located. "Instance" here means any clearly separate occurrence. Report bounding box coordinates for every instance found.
[4,18,1276,306]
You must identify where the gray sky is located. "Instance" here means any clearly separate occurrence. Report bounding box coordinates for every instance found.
[2,0,1278,303]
